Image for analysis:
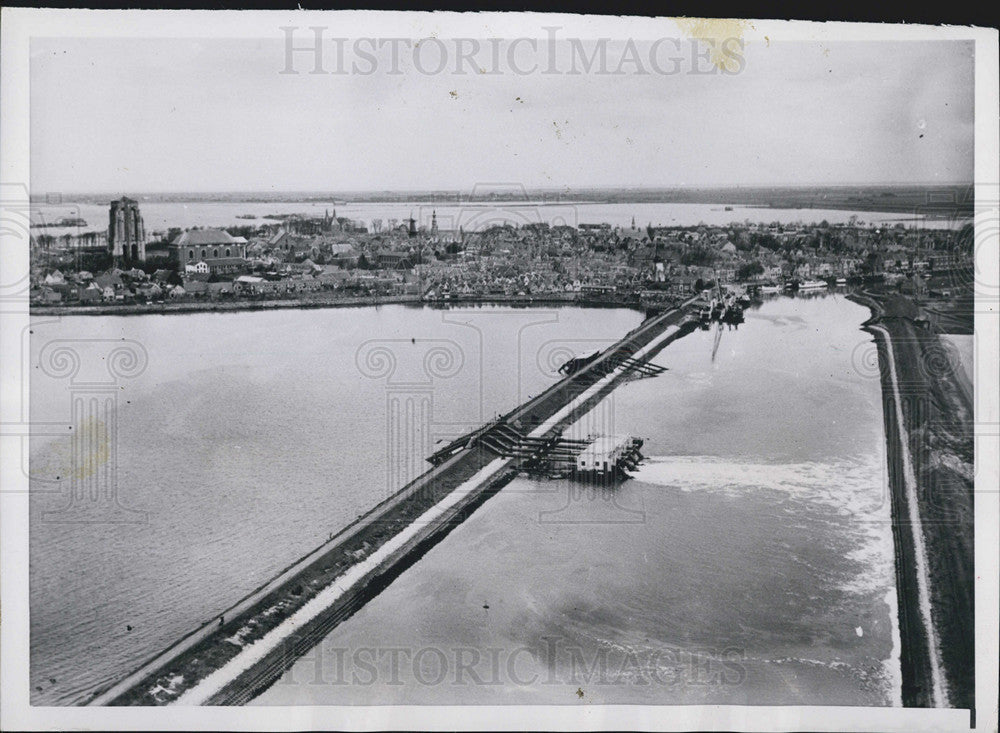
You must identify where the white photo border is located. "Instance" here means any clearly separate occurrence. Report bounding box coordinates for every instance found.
[1,9,996,732]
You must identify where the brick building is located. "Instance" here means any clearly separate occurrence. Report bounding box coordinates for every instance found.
[169,229,248,273]
[108,197,146,265]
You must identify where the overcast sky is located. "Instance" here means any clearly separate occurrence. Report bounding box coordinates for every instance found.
[30,36,974,194]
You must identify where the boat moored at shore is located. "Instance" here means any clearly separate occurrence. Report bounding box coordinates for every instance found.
[798,279,829,290]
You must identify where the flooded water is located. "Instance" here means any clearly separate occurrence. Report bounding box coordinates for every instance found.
[29,199,958,239]
[30,295,900,707]
[252,294,902,707]
[28,304,640,704]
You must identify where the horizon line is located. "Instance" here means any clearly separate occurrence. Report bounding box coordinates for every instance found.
[30,182,975,199]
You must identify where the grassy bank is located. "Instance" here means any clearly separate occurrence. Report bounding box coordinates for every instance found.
[850,292,975,712]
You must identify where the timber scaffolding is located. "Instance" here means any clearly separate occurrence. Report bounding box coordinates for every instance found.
[479,427,645,479]
[476,423,590,476]
[557,350,668,378]
[88,296,701,708]
[428,347,668,467]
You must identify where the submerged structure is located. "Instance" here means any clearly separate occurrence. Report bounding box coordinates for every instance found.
[572,434,644,478]
[696,287,745,328]
[432,420,645,481]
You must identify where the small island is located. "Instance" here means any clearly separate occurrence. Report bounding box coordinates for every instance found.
[34,217,88,228]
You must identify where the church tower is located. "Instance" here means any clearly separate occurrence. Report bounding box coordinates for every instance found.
[108,197,146,266]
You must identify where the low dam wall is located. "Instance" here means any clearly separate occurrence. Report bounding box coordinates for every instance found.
[88,297,700,706]
[850,292,974,715]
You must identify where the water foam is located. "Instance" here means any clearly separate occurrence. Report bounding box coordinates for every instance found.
[631,456,889,521]
[632,452,901,704]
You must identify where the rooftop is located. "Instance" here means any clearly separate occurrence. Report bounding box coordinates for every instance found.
[171,229,235,246]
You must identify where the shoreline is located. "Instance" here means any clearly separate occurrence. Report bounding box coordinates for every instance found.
[30,293,653,318]
[848,292,975,714]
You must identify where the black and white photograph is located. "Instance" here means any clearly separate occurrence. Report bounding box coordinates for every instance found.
[0,9,997,732]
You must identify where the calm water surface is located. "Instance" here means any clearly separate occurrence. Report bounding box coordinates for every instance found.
[253,294,902,707]
[29,304,639,704]
[30,296,899,707]
[29,200,957,238]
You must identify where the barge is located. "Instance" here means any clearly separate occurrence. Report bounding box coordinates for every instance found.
[572,434,644,480]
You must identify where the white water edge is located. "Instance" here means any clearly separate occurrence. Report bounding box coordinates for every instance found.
[871,325,949,707]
